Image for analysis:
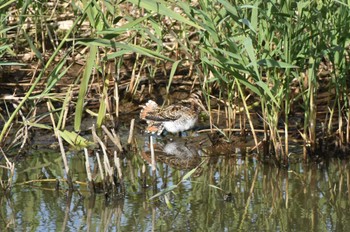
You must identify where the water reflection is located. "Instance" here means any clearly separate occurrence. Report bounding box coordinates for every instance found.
[1,144,350,231]
[140,137,202,170]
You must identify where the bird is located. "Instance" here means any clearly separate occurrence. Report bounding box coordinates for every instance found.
[139,92,204,135]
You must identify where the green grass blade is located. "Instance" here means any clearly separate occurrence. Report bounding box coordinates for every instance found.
[258,59,298,69]
[127,0,203,30]
[166,60,182,94]
[58,130,93,147]
[74,45,98,131]
[76,39,173,61]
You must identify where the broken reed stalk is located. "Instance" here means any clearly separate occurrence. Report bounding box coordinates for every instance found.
[91,125,114,187]
[101,125,123,151]
[59,86,73,130]
[113,150,125,195]
[150,136,156,172]
[113,151,122,180]
[47,102,73,189]
[339,113,345,151]
[114,59,122,119]
[127,119,135,145]
[115,82,120,119]
[284,122,289,159]
[103,152,114,185]
[57,131,73,190]
[128,52,140,93]
[95,152,106,191]
[84,148,95,193]
[227,103,234,138]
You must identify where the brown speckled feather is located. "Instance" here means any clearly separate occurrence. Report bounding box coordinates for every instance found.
[139,92,204,135]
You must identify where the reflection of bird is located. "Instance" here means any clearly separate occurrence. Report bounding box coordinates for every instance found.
[163,141,198,158]
[140,92,203,135]
[140,139,202,171]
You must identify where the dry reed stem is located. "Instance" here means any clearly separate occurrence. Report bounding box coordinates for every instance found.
[92,125,107,151]
[57,132,69,173]
[112,130,123,152]
[114,151,122,179]
[103,151,113,180]
[101,125,117,145]
[84,148,93,182]
[48,102,73,188]
[92,125,114,180]
[96,152,105,181]
[150,136,156,172]
[115,82,119,119]
[61,89,73,129]
[127,119,135,144]
[128,51,139,93]
[101,125,123,152]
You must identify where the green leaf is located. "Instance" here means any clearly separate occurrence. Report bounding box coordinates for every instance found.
[74,45,98,131]
[26,122,52,130]
[256,80,278,106]
[127,0,203,30]
[243,37,259,78]
[76,39,173,61]
[166,60,182,93]
[258,59,299,68]
[0,0,16,10]
[58,130,93,147]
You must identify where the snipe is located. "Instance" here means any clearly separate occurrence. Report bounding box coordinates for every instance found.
[140,92,203,135]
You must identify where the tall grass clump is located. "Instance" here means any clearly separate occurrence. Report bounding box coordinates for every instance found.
[174,0,350,162]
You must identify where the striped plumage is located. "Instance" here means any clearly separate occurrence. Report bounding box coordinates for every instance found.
[140,92,203,135]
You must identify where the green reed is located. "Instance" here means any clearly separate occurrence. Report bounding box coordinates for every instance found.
[176,0,350,160]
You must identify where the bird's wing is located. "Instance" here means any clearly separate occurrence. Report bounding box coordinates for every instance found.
[145,104,183,121]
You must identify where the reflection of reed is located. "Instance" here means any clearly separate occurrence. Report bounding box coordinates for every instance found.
[61,191,72,231]
[0,148,14,191]
[85,194,125,232]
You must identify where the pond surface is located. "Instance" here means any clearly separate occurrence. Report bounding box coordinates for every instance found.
[1,131,350,231]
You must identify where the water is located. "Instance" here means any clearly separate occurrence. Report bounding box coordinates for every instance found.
[1,135,350,231]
